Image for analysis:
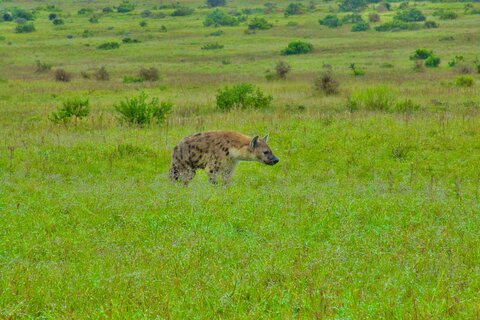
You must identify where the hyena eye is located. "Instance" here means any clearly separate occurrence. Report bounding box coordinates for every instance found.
[263,150,270,155]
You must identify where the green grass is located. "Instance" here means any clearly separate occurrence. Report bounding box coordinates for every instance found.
[1,0,480,318]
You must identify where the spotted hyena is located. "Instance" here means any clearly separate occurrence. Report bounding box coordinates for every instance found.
[169,131,279,185]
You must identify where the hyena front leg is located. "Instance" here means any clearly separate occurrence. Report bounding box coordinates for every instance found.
[206,165,218,185]
[220,163,237,185]
[179,167,196,186]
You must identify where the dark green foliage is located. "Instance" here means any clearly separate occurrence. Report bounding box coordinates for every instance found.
[248,17,273,30]
[319,15,343,28]
[122,37,140,43]
[342,13,363,24]
[2,12,13,21]
[77,8,93,15]
[97,42,120,50]
[281,41,314,55]
[394,8,425,22]
[374,20,421,32]
[48,13,57,20]
[171,7,194,16]
[216,83,272,111]
[209,30,224,36]
[139,21,147,27]
[50,99,89,123]
[11,8,34,21]
[424,20,439,28]
[89,15,99,23]
[141,10,151,18]
[114,92,172,126]
[52,18,64,25]
[351,21,370,31]
[54,69,71,82]
[448,55,463,67]
[201,42,224,50]
[349,63,365,76]
[82,29,94,38]
[284,3,306,17]
[117,3,135,13]
[138,67,159,81]
[314,70,340,95]
[339,0,367,12]
[207,0,226,8]
[15,23,35,33]
[410,49,433,60]
[102,7,113,13]
[204,9,239,27]
[50,98,90,124]
[425,55,440,67]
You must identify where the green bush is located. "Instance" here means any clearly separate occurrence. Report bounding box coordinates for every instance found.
[78,8,93,15]
[394,8,425,22]
[314,70,340,95]
[122,37,140,43]
[216,83,272,111]
[284,3,306,17]
[393,99,420,113]
[351,86,395,111]
[138,67,159,81]
[204,9,239,27]
[15,23,35,33]
[207,0,226,7]
[117,3,135,13]
[52,18,64,25]
[171,7,194,16]
[319,15,342,28]
[433,10,458,20]
[114,92,172,126]
[374,20,421,32]
[424,21,439,28]
[455,75,474,87]
[50,98,90,124]
[201,42,224,50]
[281,41,314,55]
[425,55,440,68]
[351,21,369,31]
[339,0,367,12]
[48,13,57,20]
[248,17,273,30]
[97,42,120,50]
[35,60,52,73]
[10,8,34,21]
[410,48,433,60]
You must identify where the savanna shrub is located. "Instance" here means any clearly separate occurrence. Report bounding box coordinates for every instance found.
[35,60,52,72]
[114,92,172,126]
[425,55,440,67]
[433,10,458,20]
[122,37,140,43]
[275,61,291,79]
[314,70,340,95]
[284,3,306,17]
[117,3,135,13]
[201,42,224,50]
[375,20,421,32]
[319,15,342,28]
[204,9,239,27]
[368,13,380,22]
[78,8,92,15]
[54,69,71,82]
[48,13,57,20]
[351,86,395,111]
[207,0,226,7]
[103,7,113,13]
[394,8,425,22]
[351,21,369,31]
[139,21,147,27]
[281,41,313,55]
[424,20,439,28]
[248,17,273,30]
[50,98,90,124]
[15,23,35,33]
[455,75,474,87]
[342,13,363,24]
[97,42,120,50]
[339,0,367,12]
[172,7,194,16]
[94,66,109,81]
[11,7,34,20]
[410,48,433,60]
[138,67,159,81]
[216,83,272,111]
[52,18,64,25]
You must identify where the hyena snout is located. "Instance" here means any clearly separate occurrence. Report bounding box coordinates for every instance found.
[265,155,279,165]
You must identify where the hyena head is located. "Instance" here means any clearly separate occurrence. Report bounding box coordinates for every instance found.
[249,134,279,166]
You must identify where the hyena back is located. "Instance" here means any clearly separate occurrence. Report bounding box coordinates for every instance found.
[169,131,279,185]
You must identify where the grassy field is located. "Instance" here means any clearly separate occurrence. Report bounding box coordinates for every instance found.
[1,0,480,318]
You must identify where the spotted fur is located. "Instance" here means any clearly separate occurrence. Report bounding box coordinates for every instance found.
[169,131,279,185]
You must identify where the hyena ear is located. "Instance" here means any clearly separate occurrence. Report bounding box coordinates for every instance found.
[263,134,269,143]
[250,136,259,149]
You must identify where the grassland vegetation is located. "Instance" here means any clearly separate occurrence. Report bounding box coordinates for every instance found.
[281,40,314,55]
[114,92,172,126]
[49,97,90,124]
[216,83,272,111]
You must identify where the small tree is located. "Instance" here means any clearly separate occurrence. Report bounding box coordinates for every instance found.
[50,98,90,124]
[351,21,369,32]
[275,61,291,79]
